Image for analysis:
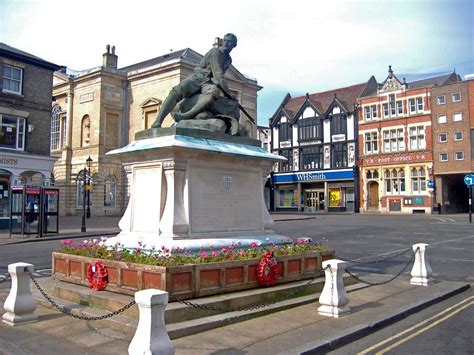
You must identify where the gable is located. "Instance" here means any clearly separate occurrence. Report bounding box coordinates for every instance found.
[140,97,162,108]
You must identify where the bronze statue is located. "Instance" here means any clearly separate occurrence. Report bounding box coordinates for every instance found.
[151,34,251,135]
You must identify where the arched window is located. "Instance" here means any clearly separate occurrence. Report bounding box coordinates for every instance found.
[385,169,405,194]
[104,175,116,208]
[81,115,91,147]
[51,105,61,150]
[366,171,372,179]
[411,167,426,193]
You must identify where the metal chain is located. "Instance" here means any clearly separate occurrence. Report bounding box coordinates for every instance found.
[335,248,412,265]
[170,273,320,313]
[29,273,136,321]
[345,252,415,287]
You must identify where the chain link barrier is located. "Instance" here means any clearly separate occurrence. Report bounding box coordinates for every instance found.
[170,272,321,313]
[344,248,419,287]
[335,247,412,265]
[29,273,136,321]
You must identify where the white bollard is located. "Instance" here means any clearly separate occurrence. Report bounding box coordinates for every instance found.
[128,289,175,355]
[2,262,37,326]
[410,243,434,286]
[318,259,350,318]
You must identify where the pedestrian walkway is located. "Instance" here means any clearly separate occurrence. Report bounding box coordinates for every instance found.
[0,275,469,354]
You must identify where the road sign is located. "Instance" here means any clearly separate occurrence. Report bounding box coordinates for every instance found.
[464,174,474,186]
[427,180,435,189]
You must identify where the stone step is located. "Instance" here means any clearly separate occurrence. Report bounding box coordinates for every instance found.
[30,276,361,339]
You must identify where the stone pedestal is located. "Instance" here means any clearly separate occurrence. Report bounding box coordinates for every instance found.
[410,243,434,286]
[318,259,350,318]
[105,128,289,252]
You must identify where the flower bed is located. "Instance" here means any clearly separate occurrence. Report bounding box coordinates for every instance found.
[52,238,333,299]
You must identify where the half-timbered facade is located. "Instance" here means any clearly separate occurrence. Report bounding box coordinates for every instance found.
[269,80,376,212]
[358,66,461,213]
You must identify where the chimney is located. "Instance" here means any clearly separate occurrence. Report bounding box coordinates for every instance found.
[103,44,118,69]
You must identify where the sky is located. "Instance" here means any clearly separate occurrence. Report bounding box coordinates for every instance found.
[1,0,473,126]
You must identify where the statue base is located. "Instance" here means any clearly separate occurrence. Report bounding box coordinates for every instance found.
[105,128,288,253]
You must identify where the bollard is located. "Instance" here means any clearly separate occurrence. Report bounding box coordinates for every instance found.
[318,259,350,318]
[410,243,434,286]
[128,289,175,355]
[2,262,37,326]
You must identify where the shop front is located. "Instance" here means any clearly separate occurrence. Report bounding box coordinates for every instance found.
[272,169,355,212]
[0,152,57,229]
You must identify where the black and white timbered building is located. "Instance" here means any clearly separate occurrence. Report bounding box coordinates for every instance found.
[269,79,377,212]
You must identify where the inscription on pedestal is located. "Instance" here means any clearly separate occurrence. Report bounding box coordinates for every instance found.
[190,167,261,233]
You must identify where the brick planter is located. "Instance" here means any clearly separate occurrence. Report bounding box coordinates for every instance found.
[52,250,334,299]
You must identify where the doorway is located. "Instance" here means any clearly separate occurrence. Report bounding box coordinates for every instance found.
[304,190,325,212]
[368,182,379,210]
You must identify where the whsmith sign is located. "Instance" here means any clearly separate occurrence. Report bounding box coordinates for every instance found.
[273,169,354,183]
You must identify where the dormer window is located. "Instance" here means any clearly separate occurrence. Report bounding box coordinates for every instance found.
[279,122,291,141]
[331,114,347,135]
[298,116,322,142]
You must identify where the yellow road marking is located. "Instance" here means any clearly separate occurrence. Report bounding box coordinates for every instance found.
[358,295,473,354]
[375,301,473,354]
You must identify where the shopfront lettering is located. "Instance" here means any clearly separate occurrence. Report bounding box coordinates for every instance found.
[364,153,428,166]
[296,172,326,181]
[0,157,18,165]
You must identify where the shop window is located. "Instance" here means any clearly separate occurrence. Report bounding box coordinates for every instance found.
[81,115,91,147]
[278,149,293,172]
[298,117,322,142]
[0,173,11,218]
[277,189,297,208]
[0,114,25,150]
[2,64,23,95]
[300,146,322,170]
[329,188,343,208]
[104,175,116,207]
[331,143,347,168]
[411,168,426,193]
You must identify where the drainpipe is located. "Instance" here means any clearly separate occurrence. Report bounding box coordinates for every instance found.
[353,104,360,213]
[120,80,130,214]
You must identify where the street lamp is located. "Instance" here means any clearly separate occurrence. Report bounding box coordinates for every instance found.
[80,156,93,232]
[86,156,93,219]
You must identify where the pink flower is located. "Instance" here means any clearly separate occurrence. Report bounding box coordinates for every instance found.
[61,239,73,245]
[250,242,258,248]
[211,251,219,257]
[134,247,141,253]
[200,251,209,258]
[221,248,228,253]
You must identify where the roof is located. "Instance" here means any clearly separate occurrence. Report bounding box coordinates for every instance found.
[0,42,62,71]
[407,72,461,89]
[120,49,190,72]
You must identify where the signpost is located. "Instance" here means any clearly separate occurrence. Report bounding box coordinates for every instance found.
[464,174,474,223]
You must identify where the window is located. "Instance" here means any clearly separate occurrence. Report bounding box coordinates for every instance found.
[409,126,426,150]
[332,143,347,168]
[331,114,347,135]
[365,131,378,154]
[371,105,377,119]
[437,114,447,124]
[364,107,370,120]
[383,128,404,153]
[397,101,403,115]
[452,92,461,102]
[385,169,405,194]
[437,95,446,105]
[298,117,322,141]
[439,153,448,162]
[2,64,23,94]
[411,168,426,193]
[104,176,116,208]
[453,112,463,122]
[454,132,463,141]
[389,95,396,116]
[383,103,389,118]
[300,146,323,170]
[409,98,416,113]
[366,170,379,180]
[51,106,61,151]
[279,149,293,172]
[455,151,464,160]
[279,122,291,141]
[438,133,447,143]
[416,97,423,111]
[0,115,25,150]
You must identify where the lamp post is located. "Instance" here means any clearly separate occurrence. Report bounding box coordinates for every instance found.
[81,167,87,233]
[86,156,92,219]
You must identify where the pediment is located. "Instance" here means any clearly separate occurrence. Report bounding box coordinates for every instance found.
[380,76,404,93]
[140,97,162,108]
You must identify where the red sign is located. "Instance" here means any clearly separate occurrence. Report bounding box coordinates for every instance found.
[25,188,40,195]
[44,190,59,195]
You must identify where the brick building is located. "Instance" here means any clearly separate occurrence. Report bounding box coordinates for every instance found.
[430,79,474,213]
[0,43,61,227]
[357,66,461,213]
[51,43,260,217]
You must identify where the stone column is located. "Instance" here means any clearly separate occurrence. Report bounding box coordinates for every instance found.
[2,262,37,326]
[65,90,74,148]
[128,289,174,355]
[262,171,274,229]
[318,259,350,318]
[160,160,188,238]
[410,243,434,286]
